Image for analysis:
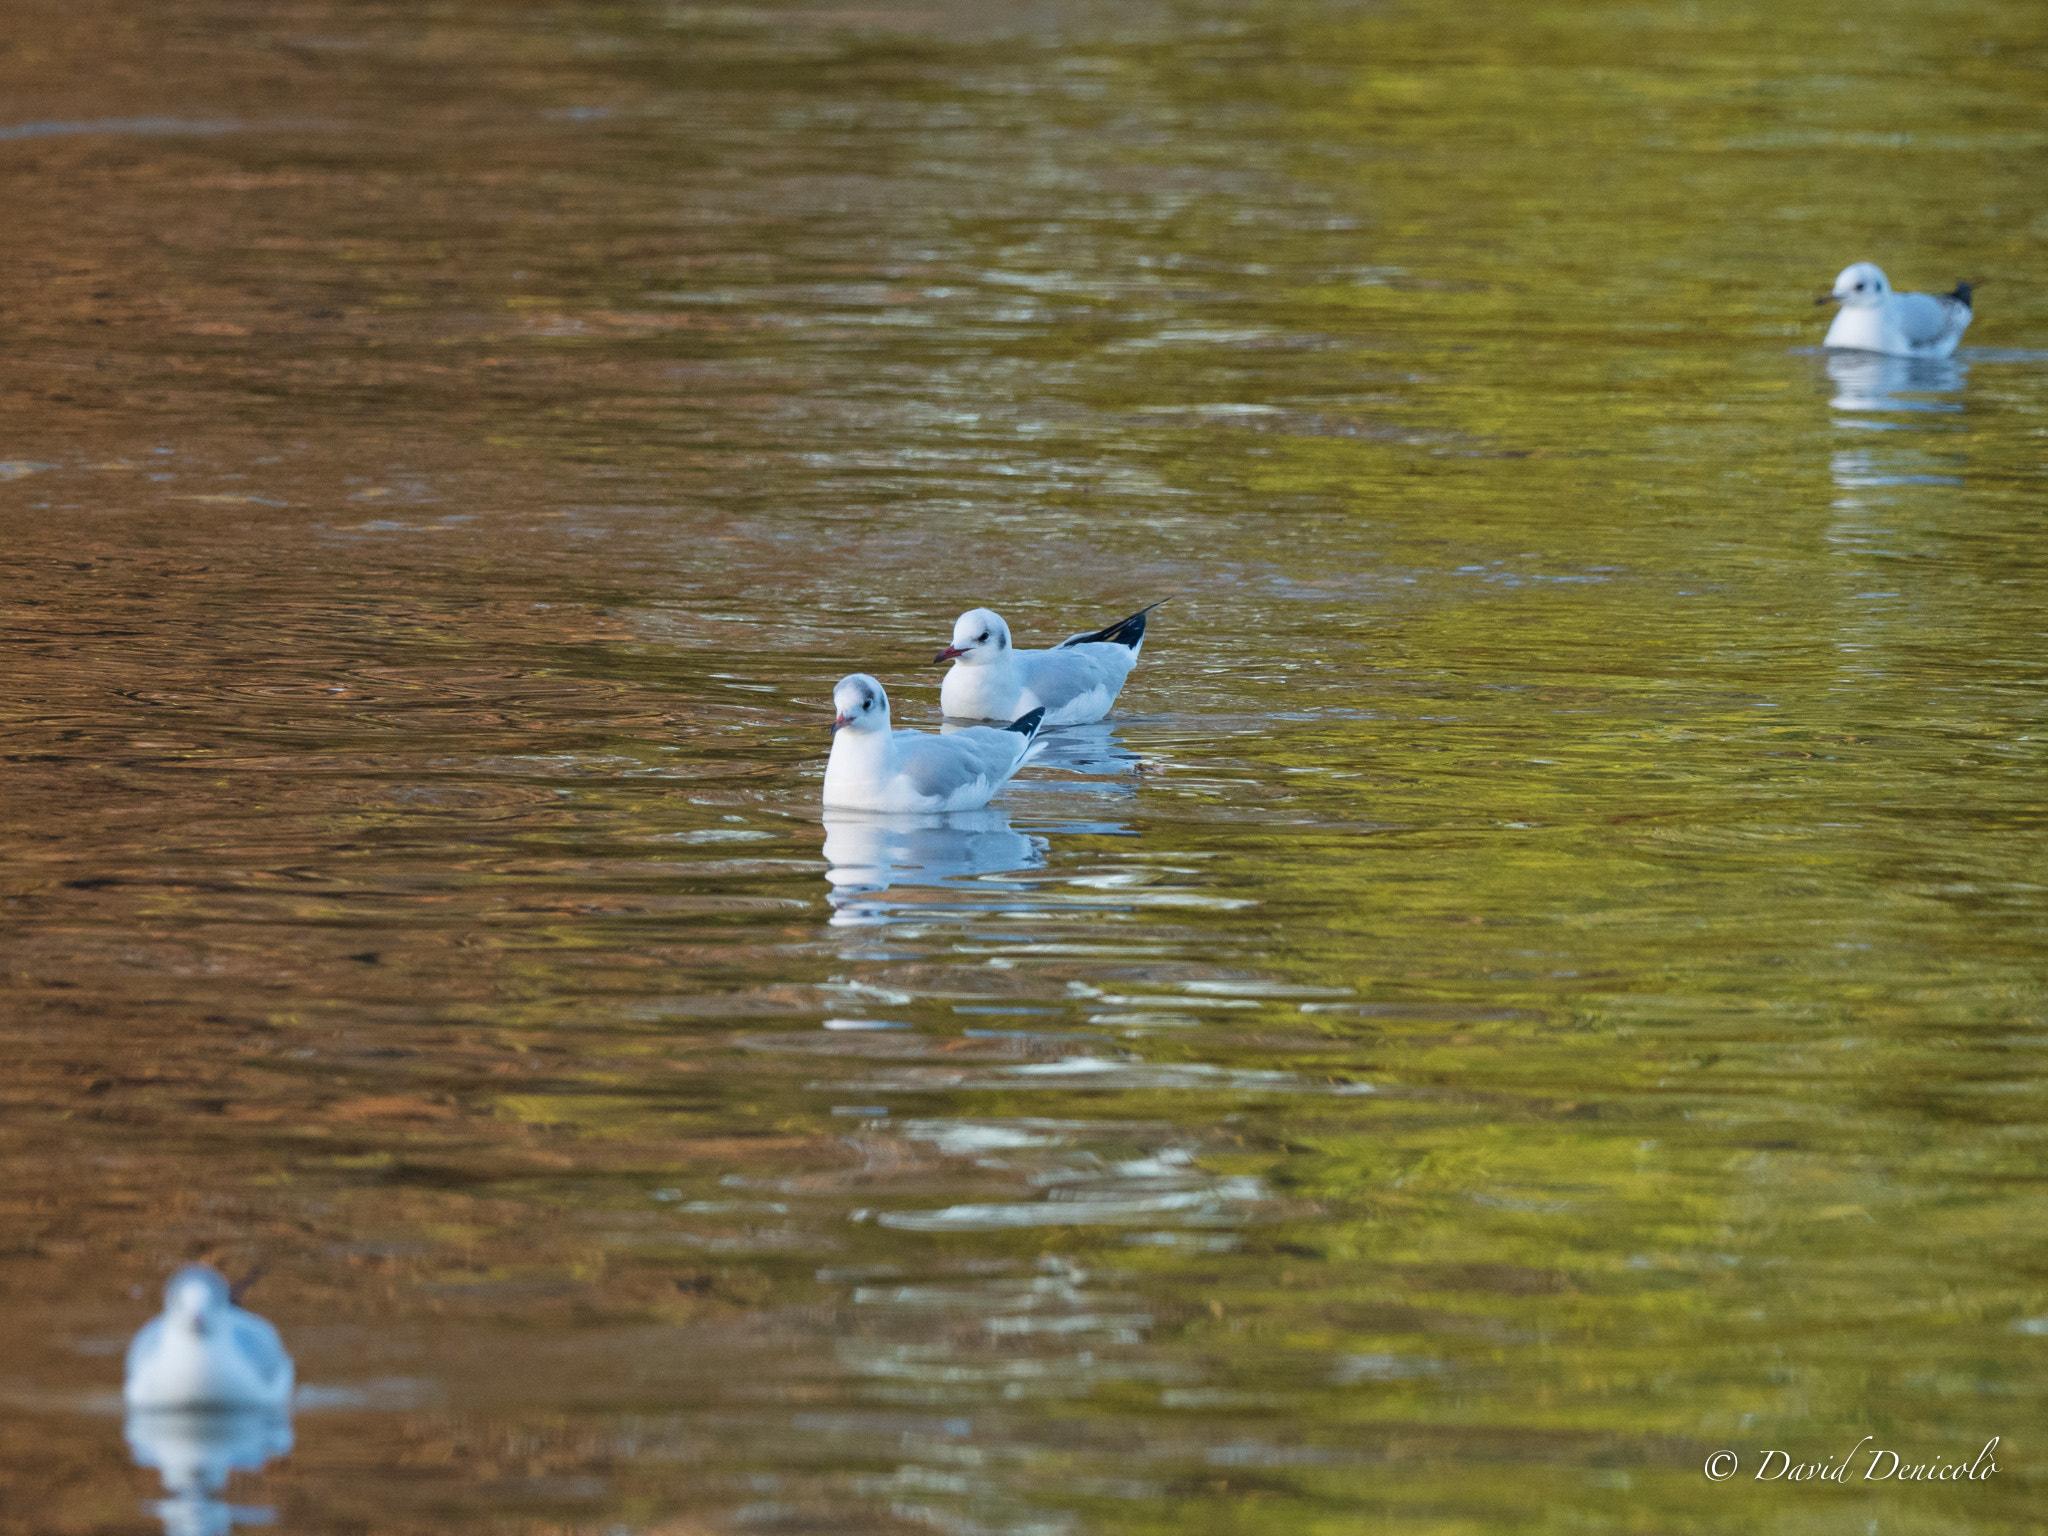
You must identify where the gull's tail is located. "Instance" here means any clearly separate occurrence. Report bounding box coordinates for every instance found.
[1005,706,1048,768]
[1950,282,1974,309]
[1059,598,1169,653]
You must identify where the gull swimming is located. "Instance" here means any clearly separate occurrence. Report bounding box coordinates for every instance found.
[935,601,1162,726]
[824,673,1045,812]
[1818,262,1972,359]
[125,1266,294,1412]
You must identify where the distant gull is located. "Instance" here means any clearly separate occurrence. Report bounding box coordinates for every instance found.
[1817,262,1972,359]
[935,601,1163,726]
[824,674,1044,812]
[124,1266,294,1412]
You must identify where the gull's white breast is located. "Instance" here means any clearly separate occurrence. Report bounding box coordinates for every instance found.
[940,661,1023,722]
[1825,291,1970,360]
[125,1313,294,1411]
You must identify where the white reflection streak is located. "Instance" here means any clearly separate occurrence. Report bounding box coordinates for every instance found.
[1829,449,1964,490]
[829,1124,1273,1520]
[1824,352,1967,503]
[814,1057,1373,1093]
[877,1186,1254,1231]
[879,1122,1272,1232]
[1822,350,1967,674]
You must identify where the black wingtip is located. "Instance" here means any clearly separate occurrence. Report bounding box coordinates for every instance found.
[1058,597,1170,651]
[1005,707,1046,736]
[1951,282,1974,308]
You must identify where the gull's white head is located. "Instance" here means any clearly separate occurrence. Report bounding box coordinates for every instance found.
[933,608,1011,668]
[163,1265,233,1333]
[831,673,891,735]
[1825,262,1891,310]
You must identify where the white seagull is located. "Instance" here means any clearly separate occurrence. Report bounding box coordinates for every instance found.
[823,673,1045,812]
[1818,262,1973,359]
[935,601,1163,726]
[124,1266,294,1412]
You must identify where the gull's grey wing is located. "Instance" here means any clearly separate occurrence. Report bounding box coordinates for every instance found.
[895,729,1024,800]
[1894,291,1963,346]
[228,1309,293,1388]
[1016,647,1120,712]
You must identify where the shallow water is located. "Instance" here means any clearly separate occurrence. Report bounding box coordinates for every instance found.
[2,0,2045,1531]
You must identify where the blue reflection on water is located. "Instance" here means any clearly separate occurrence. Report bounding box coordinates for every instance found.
[125,1409,292,1536]
[1825,349,1965,422]
[823,809,1049,926]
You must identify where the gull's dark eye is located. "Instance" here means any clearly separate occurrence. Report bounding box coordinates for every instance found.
[978,631,989,642]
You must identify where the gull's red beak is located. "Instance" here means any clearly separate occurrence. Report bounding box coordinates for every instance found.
[831,712,852,732]
[933,644,965,664]
[1814,293,1840,306]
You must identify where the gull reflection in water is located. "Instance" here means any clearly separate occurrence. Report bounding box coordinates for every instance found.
[1825,349,1965,421]
[124,1408,292,1536]
[1824,352,1967,498]
[943,716,1143,782]
[823,808,1048,926]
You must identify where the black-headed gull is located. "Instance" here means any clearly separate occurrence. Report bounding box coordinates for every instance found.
[934,601,1162,725]
[124,1266,294,1411]
[1818,262,1972,359]
[824,673,1045,812]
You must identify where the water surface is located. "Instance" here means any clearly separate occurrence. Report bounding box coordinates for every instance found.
[3,1,2045,1532]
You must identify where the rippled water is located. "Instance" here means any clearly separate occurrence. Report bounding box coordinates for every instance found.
[4,1,2045,1531]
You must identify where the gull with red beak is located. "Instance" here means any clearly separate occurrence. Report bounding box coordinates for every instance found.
[124,1264,294,1411]
[935,601,1162,726]
[1816,262,1973,359]
[825,673,1045,812]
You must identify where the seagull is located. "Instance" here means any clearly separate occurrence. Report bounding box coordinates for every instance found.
[1817,262,1972,359]
[124,1266,294,1412]
[934,601,1163,726]
[824,673,1045,812]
